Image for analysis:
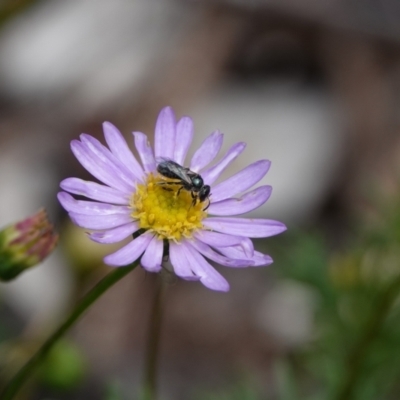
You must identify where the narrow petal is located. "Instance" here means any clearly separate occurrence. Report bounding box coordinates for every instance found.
[194,231,254,257]
[182,242,230,291]
[188,239,254,268]
[140,236,163,272]
[58,192,131,215]
[104,232,154,266]
[194,231,246,247]
[154,107,176,159]
[71,140,130,193]
[169,242,201,281]
[89,222,139,244]
[218,246,273,267]
[201,142,246,185]
[69,212,133,230]
[80,134,138,187]
[60,177,129,205]
[103,122,144,180]
[203,217,287,238]
[190,131,223,172]
[208,186,272,216]
[133,131,157,173]
[174,116,194,165]
[211,160,271,202]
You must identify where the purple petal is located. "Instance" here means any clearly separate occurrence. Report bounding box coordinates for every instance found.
[188,239,254,267]
[208,186,272,216]
[169,242,201,281]
[194,231,246,247]
[211,160,271,202]
[194,231,254,257]
[60,177,129,205]
[58,192,131,215]
[203,217,287,238]
[218,246,273,267]
[103,122,144,181]
[133,131,157,173]
[190,131,223,172]
[140,236,163,272]
[89,222,139,243]
[71,140,131,193]
[71,140,127,194]
[104,232,154,266]
[201,142,246,185]
[174,116,194,165]
[154,107,176,159]
[69,212,133,230]
[181,242,230,292]
[80,134,138,188]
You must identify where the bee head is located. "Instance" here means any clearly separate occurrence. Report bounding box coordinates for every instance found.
[199,185,211,202]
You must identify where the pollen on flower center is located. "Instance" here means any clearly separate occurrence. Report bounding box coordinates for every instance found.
[130,174,207,241]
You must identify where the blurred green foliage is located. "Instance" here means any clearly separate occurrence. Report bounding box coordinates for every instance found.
[37,339,86,391]
[197,380,261,400]
[0,337,86,398]
[103,381,124,400]
[272,198,400,400]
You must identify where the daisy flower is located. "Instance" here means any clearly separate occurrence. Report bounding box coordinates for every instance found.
[58,107,286,291]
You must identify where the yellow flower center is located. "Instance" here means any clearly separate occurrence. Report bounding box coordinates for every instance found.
[130,173,207,241]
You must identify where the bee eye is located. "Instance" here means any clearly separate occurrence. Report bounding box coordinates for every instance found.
[192,176,203,188]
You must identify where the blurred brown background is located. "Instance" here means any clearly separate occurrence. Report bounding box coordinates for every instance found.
[1,0,400,399]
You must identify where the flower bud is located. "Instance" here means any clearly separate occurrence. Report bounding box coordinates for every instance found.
[0,209,58,281]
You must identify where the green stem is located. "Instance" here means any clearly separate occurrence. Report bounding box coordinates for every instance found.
[142,275,165,400]
[1,261,139,400]
[335,276,400,400]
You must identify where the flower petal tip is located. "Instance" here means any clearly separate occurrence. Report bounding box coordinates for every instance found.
[157,106,176,123]
[208,280,230,292]
[200,275,230,292]
[103,254,125,267]
[142,265,162,273]
[277,222,288,234]
[102,121,115,129]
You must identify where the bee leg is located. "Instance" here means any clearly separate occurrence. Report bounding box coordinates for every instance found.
[189,191,198,209]
[202,198,210,211]
[158,181,181,195]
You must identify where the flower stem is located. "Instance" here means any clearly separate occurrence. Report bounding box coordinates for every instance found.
[1,261,139,400]
[142,275,165,400]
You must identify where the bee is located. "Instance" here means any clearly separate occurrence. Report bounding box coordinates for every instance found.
[157,159,211,211]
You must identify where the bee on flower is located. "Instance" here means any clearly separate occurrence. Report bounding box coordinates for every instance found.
[58,107,286,291]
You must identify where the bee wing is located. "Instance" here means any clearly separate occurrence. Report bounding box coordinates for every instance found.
[156,158,192,185]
